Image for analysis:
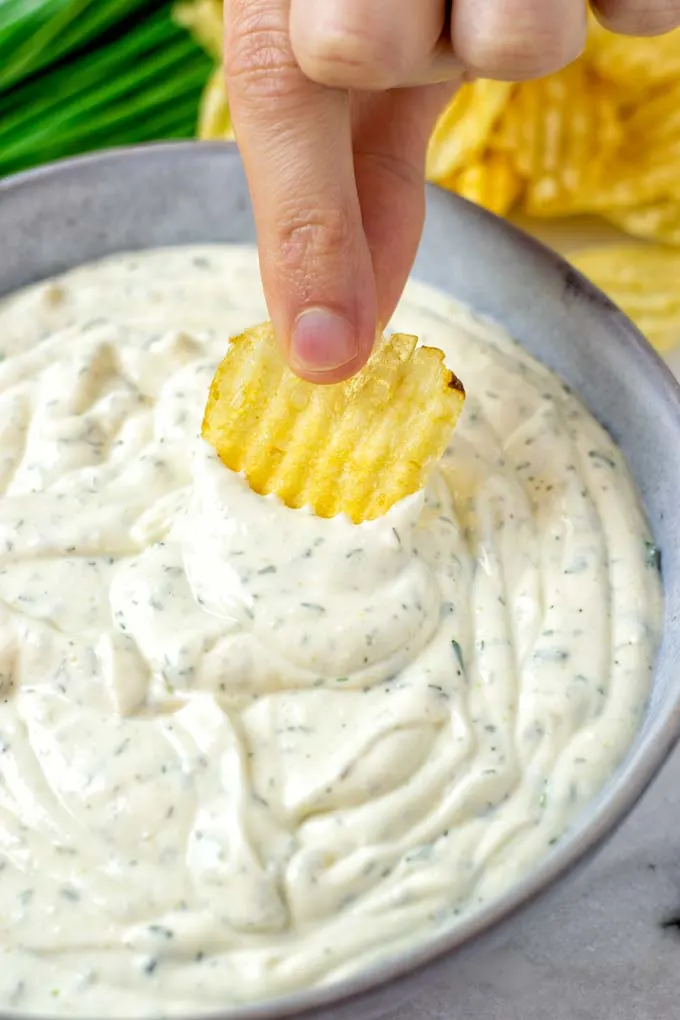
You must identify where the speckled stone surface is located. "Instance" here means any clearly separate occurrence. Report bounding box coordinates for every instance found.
[1,143,679,1020]
[388,746,680,1020]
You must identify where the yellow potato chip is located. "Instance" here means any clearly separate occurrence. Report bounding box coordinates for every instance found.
[624,80,680,146]
[604,200,680,248]
[590,155,680,217]
[173,0,223,59]
[198,65,235,141]
[494,62,622,217]
[586,19,680,89]
[445,150,524,216]
[570,244,680,352]
[202,323,465,523]
[587,81,680,212]
[426,80,514,184]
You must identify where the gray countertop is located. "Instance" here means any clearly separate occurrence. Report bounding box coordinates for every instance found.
[392,743,680,1019]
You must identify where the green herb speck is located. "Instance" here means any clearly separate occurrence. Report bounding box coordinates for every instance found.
[451,639,464,673]
[644,540,661,571]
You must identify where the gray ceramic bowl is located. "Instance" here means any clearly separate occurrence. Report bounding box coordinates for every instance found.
[1,142,679,1020]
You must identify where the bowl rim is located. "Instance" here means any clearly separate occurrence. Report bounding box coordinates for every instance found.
[1,140,680,1020]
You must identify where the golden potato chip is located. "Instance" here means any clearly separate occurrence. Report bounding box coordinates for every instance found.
[589,152,680,216]
[624,80,680,146]
[202,323,465,523]
[494,62,622,217]
[570,245,680,352]
[173,0,223,59]
[198,66,235,141]
[426,80,514,184]
[445,150,524,216]
[604,200,680,248]
[586,80,680,213]
[586,19,680,89]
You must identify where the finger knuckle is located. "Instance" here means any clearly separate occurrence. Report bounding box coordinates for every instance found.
[276,207,354,286]
[225,4,300,103]
[296,23,406,90]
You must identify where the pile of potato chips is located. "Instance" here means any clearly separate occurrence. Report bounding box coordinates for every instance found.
[175,1,680,353]
[428,23,680,233]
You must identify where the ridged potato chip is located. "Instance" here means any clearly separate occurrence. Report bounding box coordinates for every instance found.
[173,0,234,141]
[597,148,680,214]
[586,20,680,89]
[570,245,680,352]
[202,324,465,523]
[625,80,680,147]
[604,200,680,247]
[494,62,622,217]
[173,0,223,59]
[198,66,234,141]
[588,81,680,213]
[426,80,514,184]
[449,150,524,216]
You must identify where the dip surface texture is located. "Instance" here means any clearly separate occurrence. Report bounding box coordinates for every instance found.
[0,246,661,1016]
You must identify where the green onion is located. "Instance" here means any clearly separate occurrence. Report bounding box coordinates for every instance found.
[0,6,179,126]
[2,34,203,151]
[0,1,211,178]
[0,0,162,91]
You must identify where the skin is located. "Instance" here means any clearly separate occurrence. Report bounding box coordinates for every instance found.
[224,0,680,383]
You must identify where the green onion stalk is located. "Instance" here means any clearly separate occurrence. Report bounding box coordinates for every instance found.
[0,0,212,177]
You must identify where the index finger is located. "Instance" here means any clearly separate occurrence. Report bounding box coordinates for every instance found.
[224,0,378,382]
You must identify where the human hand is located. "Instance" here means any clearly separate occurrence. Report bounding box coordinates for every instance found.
[224,0,680,383]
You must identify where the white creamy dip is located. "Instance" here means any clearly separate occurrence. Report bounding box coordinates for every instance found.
[0,246,662,1016]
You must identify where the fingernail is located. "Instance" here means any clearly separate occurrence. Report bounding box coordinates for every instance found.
[291,308,358,373]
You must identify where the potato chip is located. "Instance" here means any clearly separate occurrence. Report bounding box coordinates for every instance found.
[586,20,680,89]
[604,200,680,247]
[494,62,622,217]
[598,146,680,214]
[173,0,223,60]
[198,65,235,141]
[446,150,524,216]
[426,80,514,184]
[624,80,680,146]
[570,244,680,352]
[586,80,680,213]
[202,323,465,523]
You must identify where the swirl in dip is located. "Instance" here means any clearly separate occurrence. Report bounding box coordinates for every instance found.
[0,246,661,1016]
